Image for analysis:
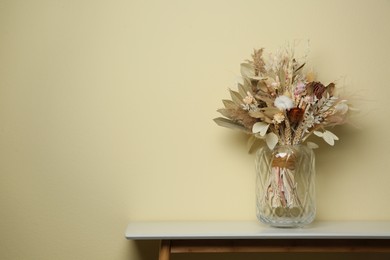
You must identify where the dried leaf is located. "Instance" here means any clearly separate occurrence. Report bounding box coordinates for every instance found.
[216,108,232,118]
[240,63,255,78]
[257,80,268,92]
[255,94,274,107]
[327,130,339,140]
[213,117,249,133]
[252,122,269,136]
[237,83,247,98]
[249,111,273,123]
[323,130,338,146]
[261,107,280,118]
[323,134,335,146]
[266,132,278,150]
[248,111,265,118]
[313,131,323,137]
[222,99,237,109]
[240,80,252,94]
[294,63,305,73]
[229,89,243,105]
[314,130,338,146]
[243,77,255,92]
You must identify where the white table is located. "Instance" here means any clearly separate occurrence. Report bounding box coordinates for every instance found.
[125,221,390,260]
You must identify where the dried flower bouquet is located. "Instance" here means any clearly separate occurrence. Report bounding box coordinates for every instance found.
[214,46,350,150]
[214,45,352,224]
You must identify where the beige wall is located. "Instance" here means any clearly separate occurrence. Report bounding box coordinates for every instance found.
[1,0,390,259]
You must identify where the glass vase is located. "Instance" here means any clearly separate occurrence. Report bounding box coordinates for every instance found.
[255,144,316,227]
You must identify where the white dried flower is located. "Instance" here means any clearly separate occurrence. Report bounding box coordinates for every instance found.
[274,95,294,111]
[243,92,255,105]
[273,112,285,124]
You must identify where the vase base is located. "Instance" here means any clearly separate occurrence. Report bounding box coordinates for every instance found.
[257,213,315,228]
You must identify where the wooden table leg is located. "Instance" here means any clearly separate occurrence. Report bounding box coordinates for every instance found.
[159,240,171,260]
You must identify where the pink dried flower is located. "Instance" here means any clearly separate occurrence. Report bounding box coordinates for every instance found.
[294,82,306,96]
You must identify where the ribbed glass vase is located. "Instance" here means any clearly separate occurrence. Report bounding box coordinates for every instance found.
[255,144,316,227]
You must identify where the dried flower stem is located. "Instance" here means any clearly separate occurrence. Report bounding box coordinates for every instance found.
[293,122,305,145]
[284,112,292,145]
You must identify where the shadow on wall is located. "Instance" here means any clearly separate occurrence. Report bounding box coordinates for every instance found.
[130,240,160,260]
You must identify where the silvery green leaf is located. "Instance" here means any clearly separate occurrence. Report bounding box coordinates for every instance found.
[322,130,339,146]
[323,134,335,145]
[314,130,339,146]
[229,89,243,105]
[326,130,339,140]
[240,80,252,94]
[252,122,269,136]
[216,108,231,118]
[307,142,319,149]
[213,117,249,133]
[237,83,247,98]
[257,80,268,92]
[265,132,278,150]
[313,130,324,137]
[261,107,280,117]
[243,77,254,91]
[240,63,255,78]
[248,111,265,119]
[222,99,237,109]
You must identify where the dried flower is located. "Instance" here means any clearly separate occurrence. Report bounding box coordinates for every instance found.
[294,81,306,97]
[307,81,326,99]
[273,112,285,124]
[243,92,255,105]
[288,107,305,125]
[274,95,294,111]
[252,48,266,76]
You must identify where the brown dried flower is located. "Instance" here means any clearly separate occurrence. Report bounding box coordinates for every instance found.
[306,81,326,99]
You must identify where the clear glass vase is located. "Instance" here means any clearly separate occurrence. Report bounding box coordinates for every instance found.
[255,144,316,227]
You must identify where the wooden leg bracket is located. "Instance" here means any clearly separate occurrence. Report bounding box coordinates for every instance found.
[158,240,171,260]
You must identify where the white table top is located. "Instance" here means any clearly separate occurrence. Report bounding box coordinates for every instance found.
[125,221,390,240]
